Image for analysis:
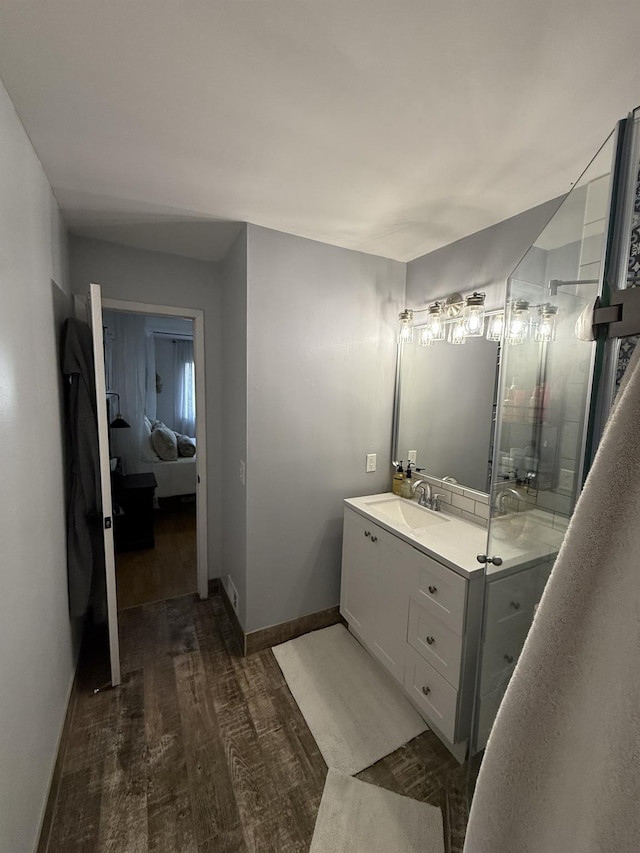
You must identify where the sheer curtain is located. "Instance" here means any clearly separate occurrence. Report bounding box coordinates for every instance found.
[174,339,196,437]
[103,310,148,473]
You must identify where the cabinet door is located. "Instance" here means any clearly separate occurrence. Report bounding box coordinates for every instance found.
[372,528,420,684]
[340,510,377,646]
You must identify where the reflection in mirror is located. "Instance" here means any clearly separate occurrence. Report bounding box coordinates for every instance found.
[395,334,499,493]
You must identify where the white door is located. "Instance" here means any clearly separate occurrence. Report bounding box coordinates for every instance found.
[88,283,121,687]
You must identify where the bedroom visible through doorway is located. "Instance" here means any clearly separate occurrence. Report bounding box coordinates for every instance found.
[103,309,198,610]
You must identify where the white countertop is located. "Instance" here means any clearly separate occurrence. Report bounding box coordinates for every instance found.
[345,492,563,579]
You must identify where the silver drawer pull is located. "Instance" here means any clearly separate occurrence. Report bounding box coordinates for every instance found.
[371,535,377,542]
[421,685,431,696]
[425,636,435,645]
[510,601,521,610]
[428,585,437,594]
[364,530,370,537]
[504,654,514,664]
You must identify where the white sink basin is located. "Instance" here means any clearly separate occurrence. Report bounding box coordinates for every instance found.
[365,497,449,530]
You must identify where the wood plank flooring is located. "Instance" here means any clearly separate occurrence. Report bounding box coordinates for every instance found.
[116,498,197,611]
[42,594,470,852]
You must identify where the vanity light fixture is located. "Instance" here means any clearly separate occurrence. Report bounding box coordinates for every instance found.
[448,318,467,344]
[462,292,486,336]
[424,302,446,341]
[534,303,558,343]
[417,326,434,347]
[398,308,414,343]
[486,311,505,342]
[507,299,530,345]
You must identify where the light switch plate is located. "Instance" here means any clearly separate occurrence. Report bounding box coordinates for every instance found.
[408,450,417,465]
[366,453,377,473]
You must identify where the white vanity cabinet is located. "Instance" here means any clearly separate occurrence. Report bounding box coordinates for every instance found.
[340,505,483,757]
[340,508,420,684]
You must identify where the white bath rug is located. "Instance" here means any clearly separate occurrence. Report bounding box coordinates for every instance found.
[272,624,427,775]
[309,769,445,853]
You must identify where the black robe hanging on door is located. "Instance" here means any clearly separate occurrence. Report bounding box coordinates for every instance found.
[62,317,105,618]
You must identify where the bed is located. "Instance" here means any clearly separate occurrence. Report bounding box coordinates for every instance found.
[137,456,197,498]
[136,416,197,498]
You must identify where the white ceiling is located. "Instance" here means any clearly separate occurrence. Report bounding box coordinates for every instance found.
[0,1,639,263]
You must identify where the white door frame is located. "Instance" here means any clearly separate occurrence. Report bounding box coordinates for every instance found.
[88,285,122,685]
[99,296,209,601]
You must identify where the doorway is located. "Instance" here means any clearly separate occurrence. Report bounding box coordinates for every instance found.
[100,298,208,610]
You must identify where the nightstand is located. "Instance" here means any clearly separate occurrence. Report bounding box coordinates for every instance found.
[112,472,157,553]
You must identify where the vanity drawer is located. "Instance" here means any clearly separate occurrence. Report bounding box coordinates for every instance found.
[413,557,467,632]
[479,619,530,694]
[404,645,458,742]
[484,570,536,630]
[408,599,463,689]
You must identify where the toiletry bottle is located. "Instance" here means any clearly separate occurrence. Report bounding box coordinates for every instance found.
[401,463,413,498]
[392,462,404,495]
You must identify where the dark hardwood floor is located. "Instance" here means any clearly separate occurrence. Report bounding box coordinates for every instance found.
[41,594,470,852]
[116,498,197,611]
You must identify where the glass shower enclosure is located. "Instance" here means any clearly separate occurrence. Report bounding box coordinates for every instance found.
[470,105,640,766]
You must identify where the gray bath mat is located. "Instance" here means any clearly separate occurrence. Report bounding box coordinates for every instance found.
[272,624,427,775]
[310,769,445,853]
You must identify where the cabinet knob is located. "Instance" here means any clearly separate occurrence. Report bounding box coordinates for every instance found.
[421,685,431,696]
[504,654,514,664]
[510,601,521,611]
[364,530,370,537]
[477,554,503,566]
[428,585,437,594]
[426,636,435,645]
[371,535,377,543]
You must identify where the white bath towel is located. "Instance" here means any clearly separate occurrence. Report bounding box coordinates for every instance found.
[464,344,640,853]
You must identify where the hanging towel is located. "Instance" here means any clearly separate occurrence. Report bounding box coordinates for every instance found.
[464,344,640,853]
[62,317,104,618]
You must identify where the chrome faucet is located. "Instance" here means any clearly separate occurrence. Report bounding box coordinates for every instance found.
[412,479,432,506]
[412,479,445,511]
[498,488,522,513]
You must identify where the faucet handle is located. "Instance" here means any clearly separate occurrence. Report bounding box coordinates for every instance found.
[431,493,446,511]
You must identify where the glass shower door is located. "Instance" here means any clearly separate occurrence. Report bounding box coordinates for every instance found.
[471,128,618,756]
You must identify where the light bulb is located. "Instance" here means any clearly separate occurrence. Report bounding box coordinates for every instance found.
[398,309,414,344]
[486,313,504,341]
[449,319,467,345]
[462,292,486,337]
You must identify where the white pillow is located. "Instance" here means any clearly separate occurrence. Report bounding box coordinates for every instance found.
[141,415,161,462]
[151,424,178,461]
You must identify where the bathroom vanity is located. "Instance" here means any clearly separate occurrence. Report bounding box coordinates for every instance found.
[340,492,559,760]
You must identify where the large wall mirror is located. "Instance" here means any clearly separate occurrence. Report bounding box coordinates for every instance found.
[393,334,499,493]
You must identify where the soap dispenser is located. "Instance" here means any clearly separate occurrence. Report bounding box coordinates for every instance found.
[401,463,414,498]
[392,461,404,495]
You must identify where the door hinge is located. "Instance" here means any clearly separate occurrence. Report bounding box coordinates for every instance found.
[104,516,112,530]
[592,285,640,339]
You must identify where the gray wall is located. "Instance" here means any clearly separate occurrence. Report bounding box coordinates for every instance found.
[220,227,249,626]
[245,225,405,632]
[0,78,76,853]
[68,235,223,577]
[406,197,564,310]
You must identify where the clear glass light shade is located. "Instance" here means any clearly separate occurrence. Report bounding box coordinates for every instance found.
[425,303,445,341]
[507,300,530,345]
[417,326,434,347]
[534,305,558,343]
[449,318,467,345]
[463,292,486,336]
[486,312,505,341]
[398,309,414,344]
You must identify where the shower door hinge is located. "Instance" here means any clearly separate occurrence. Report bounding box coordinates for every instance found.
[593,286,640,338]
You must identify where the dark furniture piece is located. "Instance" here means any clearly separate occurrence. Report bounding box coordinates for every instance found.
[112,472,157,553]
